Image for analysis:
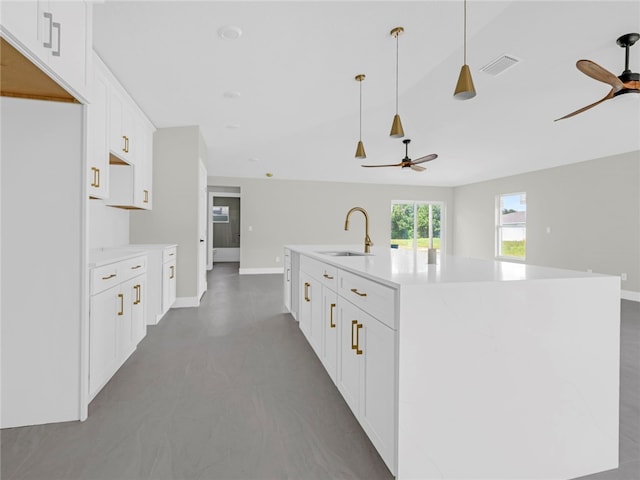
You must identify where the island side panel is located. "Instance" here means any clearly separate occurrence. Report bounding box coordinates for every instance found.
[397,276,620,480]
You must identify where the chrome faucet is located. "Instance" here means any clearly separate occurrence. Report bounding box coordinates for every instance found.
[344,207,373,254]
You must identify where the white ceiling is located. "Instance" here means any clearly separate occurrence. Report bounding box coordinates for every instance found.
[93,1,640,187]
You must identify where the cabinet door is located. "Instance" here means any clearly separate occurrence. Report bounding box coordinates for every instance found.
[359,312,396,472]
[336,299,361,417]
[89,286,120,398]
[116,280,134,360]
[44,0,87,96]
[0,1,41,56]
[321,288,338,383]
[109,88,127,161]
[139,122,153,209]
[283,250,292,312]
[162,260,176,313]
[131,276,146,346]
[87,62,109,199]
[299,272,322,355]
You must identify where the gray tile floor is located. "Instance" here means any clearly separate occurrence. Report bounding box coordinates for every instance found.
[1,263,639,480]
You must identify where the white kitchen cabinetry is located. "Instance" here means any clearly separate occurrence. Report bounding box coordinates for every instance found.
[109,86,134,164]
[87,56,109,199]
[0,0,91,102]
[89,253,147,401]
[163,251,177,313]
[294,252,397,473]
[129,244,177,325]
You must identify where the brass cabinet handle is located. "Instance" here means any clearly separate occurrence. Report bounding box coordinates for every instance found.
[355,323,363,355]
[350,288,367,297]
[123,135,129,153]
[133,285,141,305]
[169,265,175,279]
[117,293,124,315]
[102,273,116,280]
[330,303,336,328]
[43,12,53,48]
[323,272,334,280]
[91,167,99,187]
[304,282,310,302]
[131,264,142,270]
[169,253,175,256]
[143,189,149,203]
[351,320,358,350]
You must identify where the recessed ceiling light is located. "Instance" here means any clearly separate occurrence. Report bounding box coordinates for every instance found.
[223,91,241,99]
[218,25,242,40]
[225,123,240,129]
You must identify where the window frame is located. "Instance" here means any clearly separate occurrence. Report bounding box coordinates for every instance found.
[495,192,526,262]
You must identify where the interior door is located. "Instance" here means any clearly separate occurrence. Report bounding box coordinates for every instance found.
[212,196,241,262]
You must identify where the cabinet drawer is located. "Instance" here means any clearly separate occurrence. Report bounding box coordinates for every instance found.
[91,263,121,295]
[338,270,396,329]
[120,255,147,281]
[300,255,338,290]
[163,246,177,263]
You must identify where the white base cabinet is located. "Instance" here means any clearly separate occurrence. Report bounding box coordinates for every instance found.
[89,253,147,401]
[296,252,397,474]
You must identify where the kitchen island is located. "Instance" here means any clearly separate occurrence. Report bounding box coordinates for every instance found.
[284,245,620,480]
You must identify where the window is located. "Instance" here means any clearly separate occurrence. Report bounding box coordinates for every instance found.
[212,206,229,223]
[391,201,443,253]
[497,192,526,260]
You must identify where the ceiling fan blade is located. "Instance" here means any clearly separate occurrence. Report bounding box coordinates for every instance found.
[554,88,615,121]
[411,153,438,165]
[576,60,624,91]
[361,162,403,168]
[410,165,426,172]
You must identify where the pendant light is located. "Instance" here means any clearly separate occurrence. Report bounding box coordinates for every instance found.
[354,74,366,159]
[390,26,405,138]
[454,0,476,99]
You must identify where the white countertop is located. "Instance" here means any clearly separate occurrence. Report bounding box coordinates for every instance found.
[89,244,176,268]
[286,244,609,288]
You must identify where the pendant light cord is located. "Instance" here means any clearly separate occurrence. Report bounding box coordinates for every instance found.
[395,32,399,115]
[463,0,467,64]
[359,80,363,140]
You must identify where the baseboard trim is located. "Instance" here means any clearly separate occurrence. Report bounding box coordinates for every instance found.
[172,297,200,308]
[621,290,640,302]
[239,267,284,275]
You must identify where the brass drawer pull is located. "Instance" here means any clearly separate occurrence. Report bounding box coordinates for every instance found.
[169,265,175,279]
[304,282,310,302]
[101,273,116,280]
[355,323,363,355]
[350,288,367,297]
[351,320,358,350]
[323,272,334,280]
[133,285,141,305]
[330,303,336,328]
[131,264,142,270]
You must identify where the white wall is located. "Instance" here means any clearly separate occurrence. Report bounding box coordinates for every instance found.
[88,200,129,249]
[130,126,205,301]
[453,150,640,296]
[207,176,454,271]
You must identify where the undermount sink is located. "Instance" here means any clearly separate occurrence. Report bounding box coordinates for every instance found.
[317,250,371,257]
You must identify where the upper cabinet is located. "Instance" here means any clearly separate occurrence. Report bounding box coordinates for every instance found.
[89,53,155,209]
[0,0,91,103]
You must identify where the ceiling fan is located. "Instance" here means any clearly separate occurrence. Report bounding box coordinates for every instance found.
[555,32,640,121]
[361,139,438,172]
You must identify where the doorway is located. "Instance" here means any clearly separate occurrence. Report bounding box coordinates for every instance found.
[208,192,241,266]
[390,201,444,254]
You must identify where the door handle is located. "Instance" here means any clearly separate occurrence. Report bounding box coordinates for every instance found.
[304,282,310,302]
[355,323,363,355]
[117,293,124,316]
[52,21,60,56]
[330,303,336,328]
[43,12,53,49]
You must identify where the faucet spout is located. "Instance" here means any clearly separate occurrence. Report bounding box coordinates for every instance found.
[344,207,373,254]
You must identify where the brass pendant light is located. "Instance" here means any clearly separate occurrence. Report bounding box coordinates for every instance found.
[355,74,366,159]
[390,26,405,138]
[454,0,476,99]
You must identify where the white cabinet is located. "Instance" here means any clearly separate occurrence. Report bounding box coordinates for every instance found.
[299,271,322,355]
[284,248,292,312]
[128,244,177,325]
[163,255,177,313]
[89,254,147,401]
[87,56,109,199]
[290,252,397,475]
[0,0,90,102]
[109,86,134,164]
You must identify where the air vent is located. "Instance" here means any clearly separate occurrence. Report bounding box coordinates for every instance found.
[480,54,520,76]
